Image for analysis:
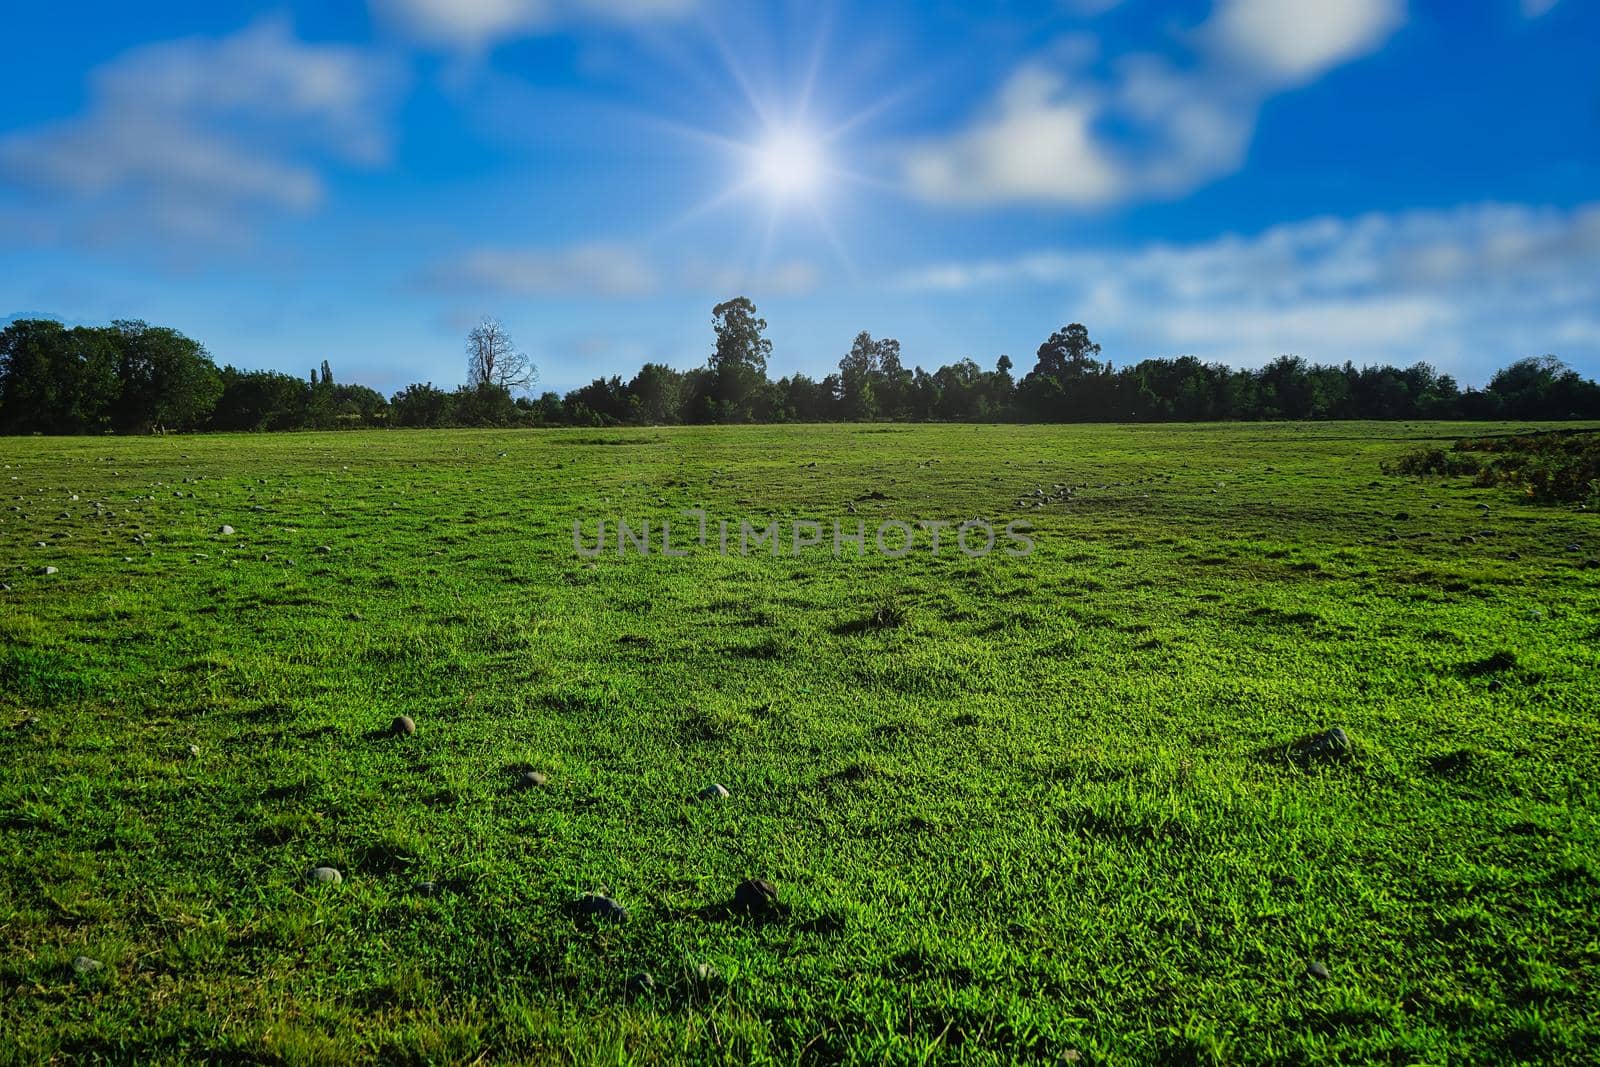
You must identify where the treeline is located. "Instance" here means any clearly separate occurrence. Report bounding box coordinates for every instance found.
[4,303,1599,435]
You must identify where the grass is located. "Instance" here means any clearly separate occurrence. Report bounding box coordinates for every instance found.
[2,420,1598,1064]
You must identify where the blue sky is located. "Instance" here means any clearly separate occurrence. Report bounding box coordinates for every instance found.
[1,0,1596,393]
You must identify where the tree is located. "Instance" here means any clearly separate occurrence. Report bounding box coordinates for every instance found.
[874,337,911,419]
[0,319,120,433]
[466,318,537,394]
[210,367,311,430]
[705,297,772,422]
[391,382,454,427]
[109,321,221,433]
[1034,323,1101,380]
[627,363,686,424]
[839,331,879,420]
[1020,323,1105,420]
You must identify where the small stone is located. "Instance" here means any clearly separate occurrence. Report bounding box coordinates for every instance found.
[305,866,343,885]
[187,744,201,757]
[625,972,657,998]
[1308,961,1330,980]
[33,541,45,548]
[694,962,719,984]
[412,880,438,896]
[71,956,104,976]
[575,893,628,923]
[1477,503,1490,511]
[391,715,416,736]
[314,545,332,554]
[1568,543,1582,552]
[698,783,730,801]
[731,877,781,916]
[1505,552,1521,561]
[218,525,234,535]
[39,566,58,575]
[519,770,548,789]
[1290,727,1353,765]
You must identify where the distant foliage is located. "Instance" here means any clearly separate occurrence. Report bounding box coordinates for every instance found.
[5,308,1600,434]
[1384,449,1482,477]
[1389,430,1600,503]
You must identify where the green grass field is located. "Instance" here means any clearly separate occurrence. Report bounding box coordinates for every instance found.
[2,422,1597,1064]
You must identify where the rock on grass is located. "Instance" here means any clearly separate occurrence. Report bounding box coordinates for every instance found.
[572,894,628,923]
[305,866,343,885]
[731,877,783,917]
[391,715,416,736]
[1290,727,1354,765]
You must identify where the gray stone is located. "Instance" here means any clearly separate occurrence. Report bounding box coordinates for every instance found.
[71,956,104,976]
[698,782,730,801]
[575,893,628,923]
[305,866,343,885]
[731,878,780,916]
[519,770,548,789]
[314,545,332,554]
[39,566,58,575]
[218,525,234,535]
[392,715,416,736]
[1307,961,1330,980]
[1290,727,1353,765]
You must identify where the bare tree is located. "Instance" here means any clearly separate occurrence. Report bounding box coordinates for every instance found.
[466,317,537,393]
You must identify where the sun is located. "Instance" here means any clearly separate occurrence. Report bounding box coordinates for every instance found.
[751,127,826,203]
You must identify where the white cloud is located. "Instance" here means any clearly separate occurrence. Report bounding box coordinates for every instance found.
[432,243,661,297]
[371,0,695,49]
[0,19,401,245]
[896,202,1600,377]
[681,259,821,298]
[1202,0,1404,86]
[906,0,1405,207]
[428,243,819,299]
